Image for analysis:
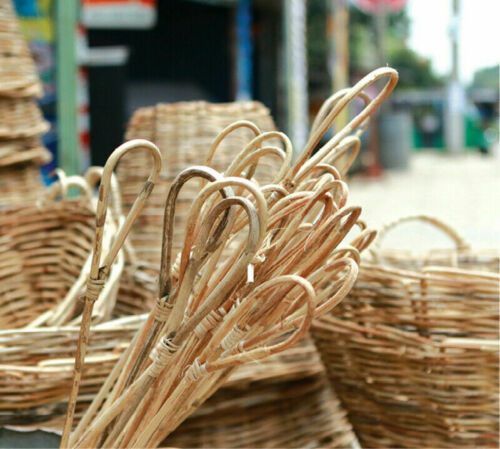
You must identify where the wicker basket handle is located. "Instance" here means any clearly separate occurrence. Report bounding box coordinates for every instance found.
[373,215,470,252]
[41,170,92,204]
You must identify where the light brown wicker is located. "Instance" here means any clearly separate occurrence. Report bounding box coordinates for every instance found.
[118,100,279,266]
[0,315,144,429]
[0,160,158,430]
[70,68,398,448]
[312,215,499,449]
[0,0,43,97]
[0,163,45,206]
[371,214,500,273]
[164,338,359,449]
[60,140,162,446]
[0,137,51,167]
[0,97,49,139]
[0,186,95,329]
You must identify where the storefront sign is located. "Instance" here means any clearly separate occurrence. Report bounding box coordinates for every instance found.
[82,0,157,29]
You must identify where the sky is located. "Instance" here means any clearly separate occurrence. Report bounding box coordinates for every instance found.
[406,0,500,83]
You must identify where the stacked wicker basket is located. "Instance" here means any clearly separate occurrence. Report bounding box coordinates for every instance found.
[0,0,51,206]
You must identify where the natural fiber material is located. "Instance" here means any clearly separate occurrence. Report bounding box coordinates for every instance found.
[0,315,144,428]
[0,165,157,430]
[0,97,49,139]
[0,1,52,204]
[371,214,499,273]
[119,101,278,266]
[70,68,398,448]
[0,0,43,97]
[0,163,45,206]
[312,215,499,449]
[164,338,358,449]
[0,195,95,329]
[0,137,51,167]
[60,140,162,447]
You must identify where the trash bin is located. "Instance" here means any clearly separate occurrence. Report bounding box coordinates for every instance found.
[379,110,412,169]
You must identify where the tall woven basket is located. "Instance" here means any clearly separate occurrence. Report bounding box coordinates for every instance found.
[118,101,278,266]
[312,215,499,449]
[164,338,359,449]
[0,0,51,207]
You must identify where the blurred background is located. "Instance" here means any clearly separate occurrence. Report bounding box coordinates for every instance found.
[14,0,500,247]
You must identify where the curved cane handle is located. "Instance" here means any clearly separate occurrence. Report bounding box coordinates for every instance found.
[373,214,470,255]
[159,166,233,299]
[288,67,398,186]
[90,139,161,282]
[186,276,315,379]
[204,120,261,166]
[172,195,262,343]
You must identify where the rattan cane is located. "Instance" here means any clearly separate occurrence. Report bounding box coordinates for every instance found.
[118,100,278,266]
[164,338,358,449]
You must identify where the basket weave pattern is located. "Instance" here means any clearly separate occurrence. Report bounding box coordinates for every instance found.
[0,0,51,207]
[118,101,278,265]
[312,218,499,448]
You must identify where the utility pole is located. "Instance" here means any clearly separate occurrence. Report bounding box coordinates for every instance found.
[284,0,308,154]
[57,0,80,175]
[445,0,465,154]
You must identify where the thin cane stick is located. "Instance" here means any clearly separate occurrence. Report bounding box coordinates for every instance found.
[60,139,161,448]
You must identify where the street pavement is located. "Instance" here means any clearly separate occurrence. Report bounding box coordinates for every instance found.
[348,150,500,250]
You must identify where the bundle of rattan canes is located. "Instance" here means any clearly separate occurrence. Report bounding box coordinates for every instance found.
[159,94,376,448]
[117,96,374,448]
[164,337,358,449]
[0,142,160,429]
[60,67,398,449]
[312,215,499,449]
[0,0,51,206]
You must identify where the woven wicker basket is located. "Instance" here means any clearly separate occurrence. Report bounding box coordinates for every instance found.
[0,172,157,427]
[0,163,45,207]
[0,0,43,97]
[0,192,95,329]
[0,97,49,139]
[118,101,278,266]
[312,215,499,448]
[0,1,52,206]
[0,137,51,167]
[0,315,144,429]
[164,338,359,449]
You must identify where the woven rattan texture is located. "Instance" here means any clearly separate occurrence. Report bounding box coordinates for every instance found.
[0,199,95,329]
[0,0,42,97]
[0,163,44,206]
[312,252,499,448]
[119,101,278,266]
